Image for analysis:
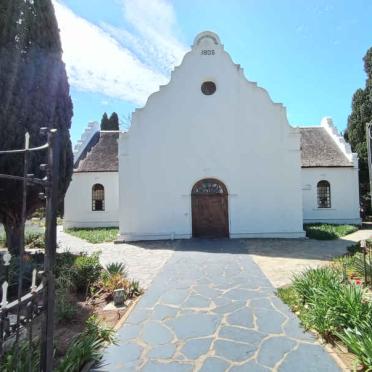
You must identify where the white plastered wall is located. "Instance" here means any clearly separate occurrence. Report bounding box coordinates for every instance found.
[64,172,119,228]
[302,167,361,224]
[118,31,305,241]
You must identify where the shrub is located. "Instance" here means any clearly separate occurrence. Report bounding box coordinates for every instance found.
[72,253,102,294]
[25,231,45,249]
[0,341,40,371]
[334,285,372,330]
[304,224,358,240]
[105,262,127,276]
[56,270,76,322]
[300,283,371,338]
[55,251,77,278]
[56,316,115,372]
[292,267,342,304]
[349,252,372,284]
[100,273,130,298]
[128,280,143,298]
[337,321,372,370]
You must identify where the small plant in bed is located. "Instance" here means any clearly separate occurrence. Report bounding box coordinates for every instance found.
[277,266,372,370]
[65,227,119,243]
[304,223,358,240]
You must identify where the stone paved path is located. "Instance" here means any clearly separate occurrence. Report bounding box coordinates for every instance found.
[57,226,175,289]
[96,240,340,371]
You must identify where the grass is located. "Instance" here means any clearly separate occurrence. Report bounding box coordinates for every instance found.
[304,223,358,240]
[65,227,119,244]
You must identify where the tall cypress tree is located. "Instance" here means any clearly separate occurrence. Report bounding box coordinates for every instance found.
[100,112,110,130]
[100,112,119,130]
[108,112,119,130]
[345,48,372,211]
[0,0,73,254]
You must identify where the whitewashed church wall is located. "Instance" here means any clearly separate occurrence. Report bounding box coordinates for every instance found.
[302,167,361,225]
[64,172,119,229]
[118,31,305,241]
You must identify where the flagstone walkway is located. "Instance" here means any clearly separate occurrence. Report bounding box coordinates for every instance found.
[95,240,341,372]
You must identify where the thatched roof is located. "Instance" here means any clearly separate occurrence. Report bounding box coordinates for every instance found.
[74,128,352,173]
[300,127,352,167]
[74,131,119,172]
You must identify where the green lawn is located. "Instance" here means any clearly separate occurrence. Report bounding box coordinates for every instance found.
[304,223,358,240]
[65,227,119,244]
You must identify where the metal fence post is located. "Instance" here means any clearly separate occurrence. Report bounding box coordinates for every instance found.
[40,129,59,371]
[366,123,372,211]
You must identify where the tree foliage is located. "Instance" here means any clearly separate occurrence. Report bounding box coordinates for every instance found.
[100,112,119,130]
[345,47,372,211]
[0,0,73,253]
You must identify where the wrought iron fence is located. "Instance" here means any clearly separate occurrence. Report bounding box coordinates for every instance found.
[0,128,60,371]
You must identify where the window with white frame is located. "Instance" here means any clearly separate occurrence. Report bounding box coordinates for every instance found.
[92,184,105,211]
[317,180,331,208]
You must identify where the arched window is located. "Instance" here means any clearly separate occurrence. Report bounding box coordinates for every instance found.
[317,180,331,208]
[92,184,104,211]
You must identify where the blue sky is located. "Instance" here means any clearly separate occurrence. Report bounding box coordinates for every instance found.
[53,0,372,145]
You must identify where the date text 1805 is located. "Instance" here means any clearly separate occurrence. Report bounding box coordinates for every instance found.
[201,49,215,55]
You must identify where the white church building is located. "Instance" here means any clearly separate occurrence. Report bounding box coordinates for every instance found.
[64,31,361,241]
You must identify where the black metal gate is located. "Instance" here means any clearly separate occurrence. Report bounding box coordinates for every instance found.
[0,128,60,371]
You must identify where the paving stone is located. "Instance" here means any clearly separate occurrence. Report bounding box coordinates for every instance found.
[213,301,246,314]
[102,342,142,366]
[117,323,140,341]
[183,294,210,308]
[160,289,190,305]
[142,322,174,345]
[199,357,230,372]
[181,338,212,359]
[126,308,151,324]
[166,313,220,339]
[283,315,315,341]
[226,307,254,328]
[142,360,193,372]
[255,308,286,334]
[230,361,270,372]
[219,326,264,346]
[214,339,255,361]
[278,343,341,372]
[193,285,221,298]
[148,344,176,359]
[223,288,256,300]
[250,297,275,310]
[257,336,297,367]
[151,305,178,321]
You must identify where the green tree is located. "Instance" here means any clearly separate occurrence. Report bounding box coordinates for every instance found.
[345,47,372,211]
[108,112,119,130]
[0,0,73,254]
[100,112,110,130]
[100,112,119,130]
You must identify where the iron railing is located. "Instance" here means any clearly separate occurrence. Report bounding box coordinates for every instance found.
[0,128,60,371]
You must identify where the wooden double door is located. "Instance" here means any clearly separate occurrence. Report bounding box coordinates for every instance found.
[191,179,229,238]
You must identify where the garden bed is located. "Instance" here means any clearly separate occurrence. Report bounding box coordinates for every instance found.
[0,250,142,371]
[304,223,358,240]
[65,227,119,244]
[277,243,372,371]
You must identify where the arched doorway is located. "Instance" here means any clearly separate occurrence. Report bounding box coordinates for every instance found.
[191,178,229,238]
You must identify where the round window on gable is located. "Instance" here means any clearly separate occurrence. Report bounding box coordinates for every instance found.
[201,81,216,95]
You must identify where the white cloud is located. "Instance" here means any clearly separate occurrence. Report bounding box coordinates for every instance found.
[53,0,187,106]
[104,0,187,74]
